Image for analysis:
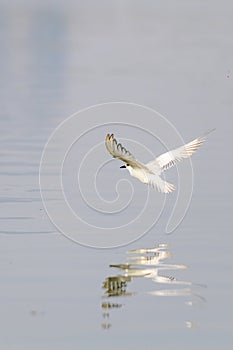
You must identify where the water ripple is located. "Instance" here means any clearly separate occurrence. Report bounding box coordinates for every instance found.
[101,243,206,330]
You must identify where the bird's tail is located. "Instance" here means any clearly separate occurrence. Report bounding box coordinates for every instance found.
[160,180,176,194]
[147,174,175,193]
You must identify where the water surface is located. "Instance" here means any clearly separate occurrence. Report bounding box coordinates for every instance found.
[0,1,232,349]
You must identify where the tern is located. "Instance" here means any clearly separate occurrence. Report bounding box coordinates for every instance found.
[105,130,214,193]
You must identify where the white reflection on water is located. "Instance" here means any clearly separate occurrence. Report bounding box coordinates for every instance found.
[101,243,206,330]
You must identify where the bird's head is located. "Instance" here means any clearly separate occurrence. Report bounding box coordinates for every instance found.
[120,163,129,169]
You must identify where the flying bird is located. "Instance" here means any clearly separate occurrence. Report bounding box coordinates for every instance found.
[105,130,214,193]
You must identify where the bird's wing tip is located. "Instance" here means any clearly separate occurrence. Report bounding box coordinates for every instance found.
[106,133,115,141]
[203,128,216,138]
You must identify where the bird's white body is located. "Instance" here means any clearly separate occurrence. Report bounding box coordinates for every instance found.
[127,166,148,184]
[105,130,214,193]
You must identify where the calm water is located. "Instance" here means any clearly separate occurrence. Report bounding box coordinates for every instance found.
[0,1,232,349]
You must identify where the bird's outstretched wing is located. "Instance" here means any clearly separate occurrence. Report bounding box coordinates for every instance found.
[146,173,175,193]
[105,134,147,169]
[146,129,215,172]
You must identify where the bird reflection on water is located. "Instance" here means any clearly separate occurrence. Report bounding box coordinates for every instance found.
[101,244,206,330]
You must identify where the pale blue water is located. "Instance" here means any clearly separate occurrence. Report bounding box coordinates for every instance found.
[0,1,232,349]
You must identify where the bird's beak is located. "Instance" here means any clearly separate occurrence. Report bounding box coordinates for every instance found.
[120,165,126,168]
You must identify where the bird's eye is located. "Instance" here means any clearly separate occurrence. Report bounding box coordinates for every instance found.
[126,164,129,166]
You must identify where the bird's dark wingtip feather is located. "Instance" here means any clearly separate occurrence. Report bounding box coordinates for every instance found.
[106,133,115,141]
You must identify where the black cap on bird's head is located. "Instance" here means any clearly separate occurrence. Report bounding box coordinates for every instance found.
[120,164,129,168]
